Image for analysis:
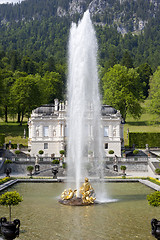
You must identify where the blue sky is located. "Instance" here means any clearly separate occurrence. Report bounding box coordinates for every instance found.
[0,0,25,4]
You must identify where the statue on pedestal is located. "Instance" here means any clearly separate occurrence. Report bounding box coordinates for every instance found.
[59,178,96,206]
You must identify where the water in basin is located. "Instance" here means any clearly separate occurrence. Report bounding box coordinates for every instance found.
[0,182,159,240]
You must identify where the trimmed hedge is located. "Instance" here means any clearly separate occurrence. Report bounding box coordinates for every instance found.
[5,143,27,149]
[4,160,13,164]
[0,177,10,185]
[129,132,160,148]
[0,134,5,147]
[52,159,60,165]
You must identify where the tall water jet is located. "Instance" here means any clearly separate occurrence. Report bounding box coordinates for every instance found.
[67,10,103,195]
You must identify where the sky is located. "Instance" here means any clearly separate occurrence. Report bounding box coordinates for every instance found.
[0,0,25,4]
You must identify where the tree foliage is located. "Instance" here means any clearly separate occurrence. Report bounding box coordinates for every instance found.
[0,0,159,122]
[147,191,160,207]
[10,75,41,123]
[40,71,64,103]
[137,63,153,98]
[148,66,160,115]
[0,191,23,206]
[0,191,23,221]
[0,69,14,122]
[102,64,143,121]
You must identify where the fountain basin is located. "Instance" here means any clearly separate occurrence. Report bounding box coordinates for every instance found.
[0,182,159,240]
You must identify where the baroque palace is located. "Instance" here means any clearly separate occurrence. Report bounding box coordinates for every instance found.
[28,99,124,158]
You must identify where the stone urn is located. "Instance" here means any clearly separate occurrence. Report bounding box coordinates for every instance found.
[5,168,11,177]
[151,218,160,240]
[52,167,58,179]
[0,217,20,240]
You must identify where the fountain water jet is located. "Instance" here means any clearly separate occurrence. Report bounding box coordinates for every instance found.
[66,10,103,194]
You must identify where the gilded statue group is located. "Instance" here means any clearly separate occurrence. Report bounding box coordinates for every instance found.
[61,177,96,204]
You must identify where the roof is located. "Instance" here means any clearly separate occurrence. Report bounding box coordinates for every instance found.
[33,104,118,116]
[33,104,55,115]
[101,105,117,115]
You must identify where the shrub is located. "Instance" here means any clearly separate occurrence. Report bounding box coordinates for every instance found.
[62,162,67,169]
[0,191,23,221]
[52,159,60,165]
[59,150,65,155]
[19,144,26,148]
[108,150,114,154]
[147,191,160,207]
[88,150,93,155]
[27,166,34,177]
[0,177,10,185]
[15,150,21,154]
[133,150,139,155]
[12,144,17,149]
[124,145,129,149]
[4,160,13,164]
[155,168,160,174]
[120,165,126,171]
[38,150,44,155]
[27,166,34,172]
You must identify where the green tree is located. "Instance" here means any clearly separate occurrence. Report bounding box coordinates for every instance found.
[27,165,34,177]
[20,56,38,74]
[148,66,160,115]
[10,75,41,124]
[121,51,134,68]
[102,64,143,121]
[0,191,23,222]
[0,69,14,122]
[137,63,152,98]
[9,50,20,71]
[41,71,64,103]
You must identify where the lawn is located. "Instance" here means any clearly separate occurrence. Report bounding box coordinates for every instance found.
[124,111,160,145]
[0,121,28,145]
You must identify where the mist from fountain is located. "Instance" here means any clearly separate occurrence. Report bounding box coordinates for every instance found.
[67,10,104,197]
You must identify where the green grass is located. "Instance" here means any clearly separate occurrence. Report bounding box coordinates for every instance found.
[0,121,28,145]
[124,111,160,145]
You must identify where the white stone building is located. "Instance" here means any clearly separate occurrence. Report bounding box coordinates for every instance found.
[28,99,124,158]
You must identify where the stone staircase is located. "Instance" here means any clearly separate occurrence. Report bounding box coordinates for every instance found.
[103,168,122,177]
[33,167,65,177]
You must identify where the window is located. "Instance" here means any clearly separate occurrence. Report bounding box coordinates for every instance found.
[44,126,49,137]
[104,126,109,137]
[44,143,48,149]
[105,143,108,149]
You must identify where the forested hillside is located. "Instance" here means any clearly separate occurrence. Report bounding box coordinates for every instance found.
[0,0,160,123]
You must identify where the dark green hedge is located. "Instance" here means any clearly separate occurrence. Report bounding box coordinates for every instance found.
[0,134,5,147]
[129,132,160,148]
[6,143,27,149]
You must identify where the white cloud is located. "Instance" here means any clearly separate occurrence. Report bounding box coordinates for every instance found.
[0,0,25,4]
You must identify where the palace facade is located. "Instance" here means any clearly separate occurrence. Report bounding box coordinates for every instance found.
[28,99,124,158]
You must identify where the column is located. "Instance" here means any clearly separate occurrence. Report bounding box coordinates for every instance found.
[39,125,43,138]
[49,125,52,138]
[62,124,65,137]
[32,124,36,138]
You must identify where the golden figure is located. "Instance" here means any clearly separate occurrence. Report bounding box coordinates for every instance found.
[61,188,74,200]
[79,177,96,204]
[60,178,96,205]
